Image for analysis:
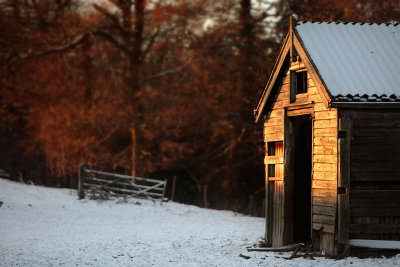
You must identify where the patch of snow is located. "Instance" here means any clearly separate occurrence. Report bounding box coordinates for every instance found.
[0,178,399,266]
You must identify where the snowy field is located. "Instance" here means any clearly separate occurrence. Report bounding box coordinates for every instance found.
[0,178,399,267]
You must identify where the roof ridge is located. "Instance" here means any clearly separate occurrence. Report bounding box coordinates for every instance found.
[298,20,400,27]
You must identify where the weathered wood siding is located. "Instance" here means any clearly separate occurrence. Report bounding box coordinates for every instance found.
[263,66,288,247]
[263,61,338,252]
[310,78,338,238]
[340,109,400,241]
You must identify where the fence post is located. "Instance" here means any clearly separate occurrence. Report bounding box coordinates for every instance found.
[171,176,177,202]
[203,184,208,208]
[248,195,254,216]
[78,163,85,199]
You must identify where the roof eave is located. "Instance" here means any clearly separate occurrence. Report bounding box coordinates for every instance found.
[330,102,400,108]
[254,33,290,123]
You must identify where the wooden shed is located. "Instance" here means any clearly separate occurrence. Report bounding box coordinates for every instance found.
[254,16,400,255]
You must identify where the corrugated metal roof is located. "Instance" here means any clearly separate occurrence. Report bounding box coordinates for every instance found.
[295,21,400,102]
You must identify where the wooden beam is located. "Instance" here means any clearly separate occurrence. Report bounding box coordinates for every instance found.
[264,156,284,164]
[286,107,314,117]
[349,224,400,234]
[255,34,290,122]
[338,117,352,246]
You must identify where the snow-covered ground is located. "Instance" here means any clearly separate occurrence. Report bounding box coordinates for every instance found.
[0,178,399,266]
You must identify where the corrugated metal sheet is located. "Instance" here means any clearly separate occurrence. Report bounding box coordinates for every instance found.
[296,22,400,102]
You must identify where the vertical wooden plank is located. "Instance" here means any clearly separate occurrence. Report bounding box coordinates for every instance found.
[203,184,208,208]
[171,176,177,202]
[273,180,284,247]
[338,117,352,248]
[283,115,294,245]
[290,71,296,103]
[265,174,272,246]
[78,163,85,199]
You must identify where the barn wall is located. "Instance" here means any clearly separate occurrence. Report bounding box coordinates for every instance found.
[308,72,338,255]
[263,64,288,247]
[340,109,400,241]
[263,61,338,253]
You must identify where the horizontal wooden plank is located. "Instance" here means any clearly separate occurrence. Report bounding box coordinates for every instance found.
[312,179,336,189]
[286,107,313,117]
[268,108,284,119]
[313,205,336,216]
[295,93,308,103]
[271,99,290,109]
[313,214,336,224]
[313,223,335,233]
[313,154,337,164]
[312,196,336,207]
[314,103,334,112]
[264,133,284,142]
[264,117,284,126]
[264,156,284,164]
[353,127,400,137]
[307,94,324,103]
[313,128,337,138]
[314,137,337,146]
[350,198,400,208]
[352,118,400,128]
[313,146,337,155]
[276,92,290,102]
[351,163,400,173]
[340,110,400,119]
[268,176,283,181]
[349,224,400,234]
[312,188,336,199]
[314,119,337,129]
[313,163,337,172]
[314,110,337,120]
[350,190,400,199]
[307,86,319,96]
[289,62,306,70]
[264,125,284,135]
[350,207,400,217]
[351,146,400,158]
[313,171,336,181]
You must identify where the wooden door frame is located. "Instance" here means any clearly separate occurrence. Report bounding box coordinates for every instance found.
[283,105,314,245]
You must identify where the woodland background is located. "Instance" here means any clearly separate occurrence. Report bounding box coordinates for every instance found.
[0,0,399,214]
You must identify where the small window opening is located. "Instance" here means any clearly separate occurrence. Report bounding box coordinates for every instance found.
[268,164,275,177]
[267,141,283,179]
[267,142,275,156]
[296,71,308,94]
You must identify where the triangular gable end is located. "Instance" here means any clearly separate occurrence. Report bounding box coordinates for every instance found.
[254,19,333,123]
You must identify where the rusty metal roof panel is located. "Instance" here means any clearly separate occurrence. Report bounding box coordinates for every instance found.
[295,22,400,102]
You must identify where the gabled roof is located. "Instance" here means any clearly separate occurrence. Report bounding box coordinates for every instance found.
[255,19,400,122]
[297,21,400,102]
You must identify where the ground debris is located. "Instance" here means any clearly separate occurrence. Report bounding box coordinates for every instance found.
[239,254,251,259]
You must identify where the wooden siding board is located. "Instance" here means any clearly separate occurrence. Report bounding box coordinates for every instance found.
[340,109,400,241]
[263,56,340,252]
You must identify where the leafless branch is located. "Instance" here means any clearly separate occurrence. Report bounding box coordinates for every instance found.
[17,31,91,59]
[140,64,189,82]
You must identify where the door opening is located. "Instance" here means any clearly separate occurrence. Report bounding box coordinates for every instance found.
[291,114,312,243]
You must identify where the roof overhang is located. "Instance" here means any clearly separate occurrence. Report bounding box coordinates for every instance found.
[254,33,290,123]
[330,102,400,108]
[254,24,333,123]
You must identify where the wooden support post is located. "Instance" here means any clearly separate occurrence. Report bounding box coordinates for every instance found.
[249,195,254,216]
[78,163,85,199]
[171,176,177,202]
[338,117,352,251]
[203,184,208,208]
[265,174,271,246]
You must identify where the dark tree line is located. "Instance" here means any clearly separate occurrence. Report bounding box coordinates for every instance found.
[0,0,398,212]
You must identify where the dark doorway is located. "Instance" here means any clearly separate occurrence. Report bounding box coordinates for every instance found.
[291,114,312,243]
